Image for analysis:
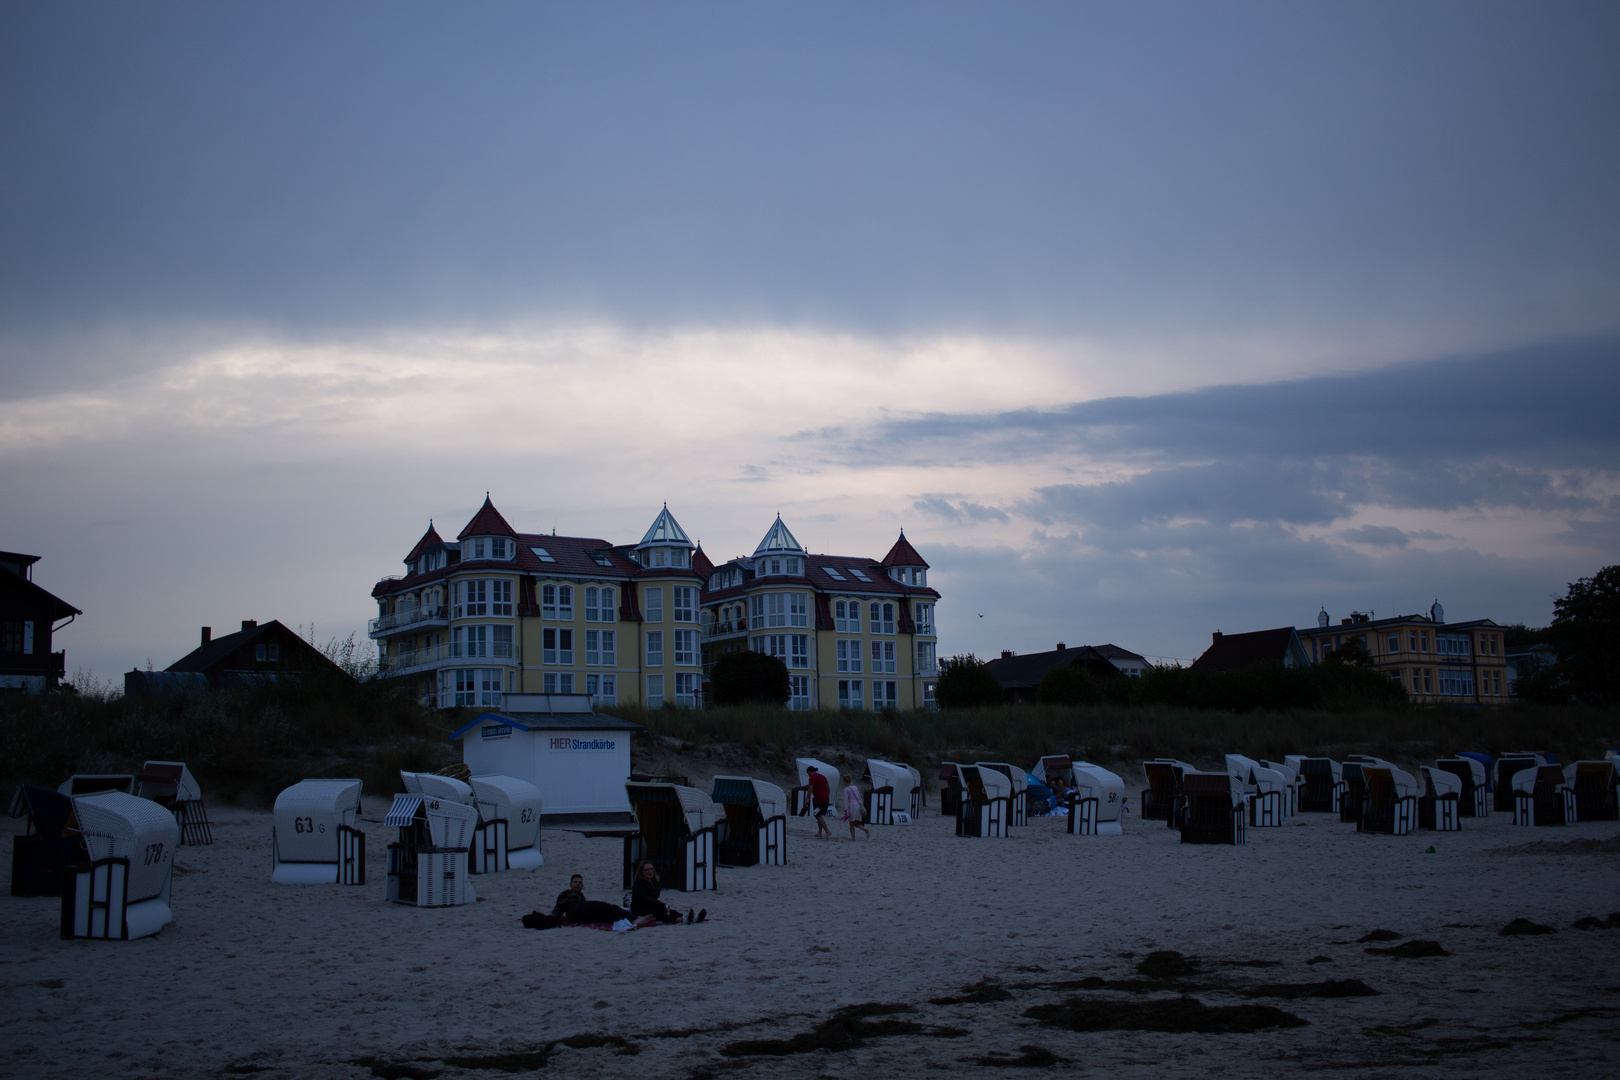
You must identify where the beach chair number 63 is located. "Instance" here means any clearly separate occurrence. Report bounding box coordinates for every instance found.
[292,817,320,833]
[143,842,166,866]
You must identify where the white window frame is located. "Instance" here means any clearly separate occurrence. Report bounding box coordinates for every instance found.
[789,674,811,710]
[646,630,664,667]
[673,586,696,623]
[674,629,697,666]
[790,634,809,669]
[837,639,862,673]
[646,673,664,708]
[645,587,663,624]
[675,671,697,706]
[870,639,896,673]
[541,583,556,619]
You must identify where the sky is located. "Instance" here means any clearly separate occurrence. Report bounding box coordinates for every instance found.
[2,1,1617,681]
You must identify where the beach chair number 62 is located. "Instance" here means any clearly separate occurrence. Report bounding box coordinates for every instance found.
[520,808,535,823]
[143,842,166,866]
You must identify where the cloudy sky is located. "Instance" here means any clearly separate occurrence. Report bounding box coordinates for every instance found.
[3,1,1617,680]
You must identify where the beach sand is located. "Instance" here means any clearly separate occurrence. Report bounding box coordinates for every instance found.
[3,784,1618,1079]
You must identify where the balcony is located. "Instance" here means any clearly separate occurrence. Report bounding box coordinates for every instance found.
[704,619,749,642]
[915,661,938,677]
[368,604,450,638]
[379,640,516,675]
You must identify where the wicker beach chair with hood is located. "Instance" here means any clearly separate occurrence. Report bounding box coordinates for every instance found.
[1357,765,1419,836]
[384,789,479,906]
[1289,757,1344,814]
[1067,761,1126,836]
[955,765,1011,837]
[60,790,179,940]
[1563,761,1619,822]
[1226,754,1287,827]
[1511,764,1576,827]
[623,782,723,890]
[272,779,366,885]
[9,784,78,897]
[712,775,788,866]
[1434,757,1490,818]
[134,761,213,846]
[1494,753,1548,813]
[976,762,1029,826]
[1140,759,1195,823]
[1417,766,1463,831]
[470,775,545,871]
[1178,772,1247,845]
[793,757,841,816]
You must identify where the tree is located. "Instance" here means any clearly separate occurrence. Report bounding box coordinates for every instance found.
[709,650,790,707]
[934,653,1005,709]
[1036,663,1100,706]
[1548,564,1620,706]
[1321,638,1375,669]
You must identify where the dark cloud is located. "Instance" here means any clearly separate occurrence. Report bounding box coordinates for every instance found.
[1342,525,1410,548]
[914,495,1010,524]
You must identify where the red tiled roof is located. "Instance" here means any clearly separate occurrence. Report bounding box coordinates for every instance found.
[880,531,929,569]
[457,496,519,540]
[404,523,443,563]
[1190,628,1302,672]
[692,547,715,577]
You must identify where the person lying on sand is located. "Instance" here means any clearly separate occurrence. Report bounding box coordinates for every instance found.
[631,860,705,924]
[552,873,659,928]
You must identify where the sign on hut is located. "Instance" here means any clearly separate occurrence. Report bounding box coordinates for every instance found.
[61,790,179,940]
[710,776,787,867]
[453,694,644,822]
[272,779,366,885]
[623,782,722,892]
[384,792,479,906]
[135,760,212,846]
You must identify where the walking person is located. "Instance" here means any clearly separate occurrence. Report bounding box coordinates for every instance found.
[841,773,870,839]
[806,765,833,838]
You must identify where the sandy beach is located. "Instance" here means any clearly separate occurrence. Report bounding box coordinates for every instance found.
[4,772,1618,1080]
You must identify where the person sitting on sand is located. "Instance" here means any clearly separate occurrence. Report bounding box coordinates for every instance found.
[631,860,703,924]
[553,873,658,927]
[841,773,870,839]
[806,765,832,838]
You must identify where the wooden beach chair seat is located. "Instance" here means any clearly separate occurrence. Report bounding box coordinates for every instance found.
[1291,757,1344,813]
[1177,772,1247,845]
[272,779,366,885]
[61,791,179,940]
[1067,762,1125,836]
[10,784,79,898]
[976,762,1028,827]
[384,792,478,906]
[954,765,1010,837]
[1494,753,1546,813]
[1357,766,1419,836]
[1563,761,1619,822]
[1140,759,1194,823]
[1512,765,1576,827]
[623,782,722,891]
[1417,766,1463,831]
[470,775,544,872]
[1434,757,1489,817]
[712,775,787,866]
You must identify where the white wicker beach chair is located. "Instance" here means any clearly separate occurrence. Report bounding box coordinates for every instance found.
[954,765,1010,837]
[793,758,841,816]
[470,775,544,871]
[623,782,723,891]
[976,762,1029,826]
[1417,766,1463,831]
[865,760,918,825]
[1068,762,1125,836]
[1511,765,1576,827]
[1563,761,1620,822]
[712,776,788,866]
[1435,757,1490,817]
[62,791,180,940]
[135,761,213,846]
[272,779,366,885]
[384,793,479,906]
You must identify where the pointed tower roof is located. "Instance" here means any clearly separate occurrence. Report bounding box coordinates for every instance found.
[404,521,444,563]
[752,515,804,557]
[637,504,693,549]
[880,530,929,569]
[458,495,518,540]
[691,546,715,578]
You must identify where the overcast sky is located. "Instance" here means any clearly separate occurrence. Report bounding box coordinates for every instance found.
[3,1,1617,681]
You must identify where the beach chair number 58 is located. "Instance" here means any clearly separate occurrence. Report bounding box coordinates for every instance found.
[1108,792,1117,803]
[143,842,166,866]
[292,817,319,833]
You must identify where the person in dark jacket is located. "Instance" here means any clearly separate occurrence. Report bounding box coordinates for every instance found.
[630,860,703,924]
[553,873,656,926]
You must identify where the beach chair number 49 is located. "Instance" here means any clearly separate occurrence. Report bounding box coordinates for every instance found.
[292,817,322,834]
[143,842,166,866]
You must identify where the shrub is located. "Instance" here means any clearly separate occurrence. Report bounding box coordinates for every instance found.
[935,653,1005,709]
[710,650,791,706]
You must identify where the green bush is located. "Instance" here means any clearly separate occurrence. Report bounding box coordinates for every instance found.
[935,653,1005,709]
[710,650,791,706]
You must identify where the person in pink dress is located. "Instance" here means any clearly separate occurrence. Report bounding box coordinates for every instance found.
[841,773,870,840]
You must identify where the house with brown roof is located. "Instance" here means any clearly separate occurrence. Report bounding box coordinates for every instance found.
[986,642,1148,704]
[127,619,348,693]
[1189,627,1311,672]
[0,551,81,693]
[369,499,943,712]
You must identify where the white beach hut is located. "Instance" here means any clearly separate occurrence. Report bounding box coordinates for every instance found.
[384,793,479,906]
[865,760,919,825]
[976,762,1029,826]
[453,695,644,822]
[794,757,842,816]
[954,765,1011,837]
[1417,766,1464,831]
[623,782,723,891]
[470,775,545,871]
[62,791,180,940]
[134,760,213,845]
[1068,762,1125,836]
[272,779,366,884]
[711,775,788,866]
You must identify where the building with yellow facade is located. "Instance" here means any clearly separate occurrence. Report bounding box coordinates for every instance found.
[698,517,941,711]
[1296,602,1511,705]
[369,498,941,711]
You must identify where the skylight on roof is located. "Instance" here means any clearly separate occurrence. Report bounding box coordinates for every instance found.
[847,567,871,582]
[823,567,845,581]
[591,553,613,567]
[531,547,556,563]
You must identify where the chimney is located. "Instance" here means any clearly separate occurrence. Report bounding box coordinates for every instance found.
[1000,650,1014,660]
[1212,631,1223,642]
[200,626,211,646]
[241,619,258,632]
[1056,642,1066,652]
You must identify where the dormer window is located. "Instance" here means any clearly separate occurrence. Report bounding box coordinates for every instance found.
[531,547,555,563]
[848,567,870,582]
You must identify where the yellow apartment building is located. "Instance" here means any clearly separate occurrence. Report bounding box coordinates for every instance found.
[1296,602,1511,705]
[698,517,941,710]
[368,499,942,711]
